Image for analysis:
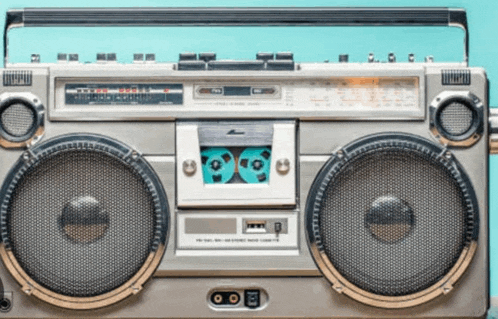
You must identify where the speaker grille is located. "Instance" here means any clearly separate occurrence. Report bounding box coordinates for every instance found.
[439,101,474,136]
[0,102,36,137]
[307,134,477,299]
[0,135,168,299]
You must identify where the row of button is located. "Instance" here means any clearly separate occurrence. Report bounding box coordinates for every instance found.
[38,52,435,65]
[178,52,294,71]
[55,53,158,63]
[338,53,433,63]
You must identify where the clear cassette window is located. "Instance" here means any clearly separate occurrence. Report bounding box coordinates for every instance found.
[200,146,272,184]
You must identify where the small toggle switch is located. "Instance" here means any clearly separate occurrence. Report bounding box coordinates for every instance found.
[408,53,415,62]
[145,53,156,62]
[368,53,374,63]
[96,53,106,62]
[339,54,349,63]
[106,53,117,62]
[57,53,67,62]
[68,53,79,62]
[133,53,144,63]
[388,53,396,63]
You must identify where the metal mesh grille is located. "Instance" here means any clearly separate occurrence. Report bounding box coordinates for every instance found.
[6,149,157,297]
[0,103,35,137]
[439,102,474,136]
[318,147,471,297]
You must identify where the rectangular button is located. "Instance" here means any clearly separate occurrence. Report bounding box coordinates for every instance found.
[178,61,206,70]
[208,61,264,71]
[267,61,295,71]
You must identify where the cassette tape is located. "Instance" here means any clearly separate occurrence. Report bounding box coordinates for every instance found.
[176,121,296,207]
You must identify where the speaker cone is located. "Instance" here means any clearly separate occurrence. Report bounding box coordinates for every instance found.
[0,134,169,309]
[306,133,478,308]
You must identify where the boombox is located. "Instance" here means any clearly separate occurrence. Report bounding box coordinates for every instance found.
[0,6,493,319]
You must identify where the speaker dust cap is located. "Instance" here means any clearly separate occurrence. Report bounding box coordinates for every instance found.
[0,134,169,309]
[306,133,478,308]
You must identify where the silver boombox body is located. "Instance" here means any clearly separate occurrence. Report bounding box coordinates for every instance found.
[0,7,492,319]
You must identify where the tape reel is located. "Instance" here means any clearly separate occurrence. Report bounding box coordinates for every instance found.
[238,147,272,184]
[201,147,235,184]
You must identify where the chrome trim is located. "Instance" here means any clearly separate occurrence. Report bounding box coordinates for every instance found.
[429,91,483,148]
[0,92,44,149]
[489,108,498,154]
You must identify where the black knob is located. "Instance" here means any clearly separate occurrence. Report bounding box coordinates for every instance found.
[276,52,293,60]
[57,53,67,62]
[179,52,197,61]
[199,52,216,62]
[68,54,79,62]
[145,53,156,62]
[106,53,116,62]
[339,54,349,63]
[256,52,274,61]
[96,53,106,62]
[133,53,144,62]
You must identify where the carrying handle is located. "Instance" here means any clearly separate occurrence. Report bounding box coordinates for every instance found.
[4,7,469,65]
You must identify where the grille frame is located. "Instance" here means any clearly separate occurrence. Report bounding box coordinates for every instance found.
[429,91,483,147]
[0,92,44,148]
[305,133,479,309]
[0,133,169,309]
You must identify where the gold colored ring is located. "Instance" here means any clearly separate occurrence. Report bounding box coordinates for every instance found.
[309,240,477,308]
[0,243,165,310]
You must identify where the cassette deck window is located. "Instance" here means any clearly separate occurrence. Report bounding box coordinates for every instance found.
[201,146,272,184]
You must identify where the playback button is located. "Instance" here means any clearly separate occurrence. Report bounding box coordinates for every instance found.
[198,88,223,95]
[252,87,276,95]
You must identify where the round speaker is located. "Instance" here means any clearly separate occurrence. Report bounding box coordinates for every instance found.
[438,101,474,136]
[0,134,169,309]
[0,93,44,148]
[306,133,478,308]
[430,91,483,147]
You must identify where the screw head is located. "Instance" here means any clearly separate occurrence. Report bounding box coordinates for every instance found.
[183,160,197,176]
[276,158,290,175]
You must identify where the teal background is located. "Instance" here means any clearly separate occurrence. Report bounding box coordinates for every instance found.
[1,0,497,295]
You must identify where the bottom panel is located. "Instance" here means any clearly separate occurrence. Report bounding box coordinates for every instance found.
[0,269,487,319]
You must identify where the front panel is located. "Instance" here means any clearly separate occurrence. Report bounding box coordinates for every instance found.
[0,58,489,318]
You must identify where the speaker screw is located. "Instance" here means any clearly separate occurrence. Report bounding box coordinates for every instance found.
[276,158,290,175]
[22,152,30,161]
[183,160,197,176]
[131,151,139,160]
[334,285,344,293]
[445,151,452,159]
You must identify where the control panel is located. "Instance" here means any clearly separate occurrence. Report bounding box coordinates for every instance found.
[65,83,183,105]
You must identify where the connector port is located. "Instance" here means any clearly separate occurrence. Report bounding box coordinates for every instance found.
[244,290,260,308]
[244,220,267,233]
[210,291,240,306]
